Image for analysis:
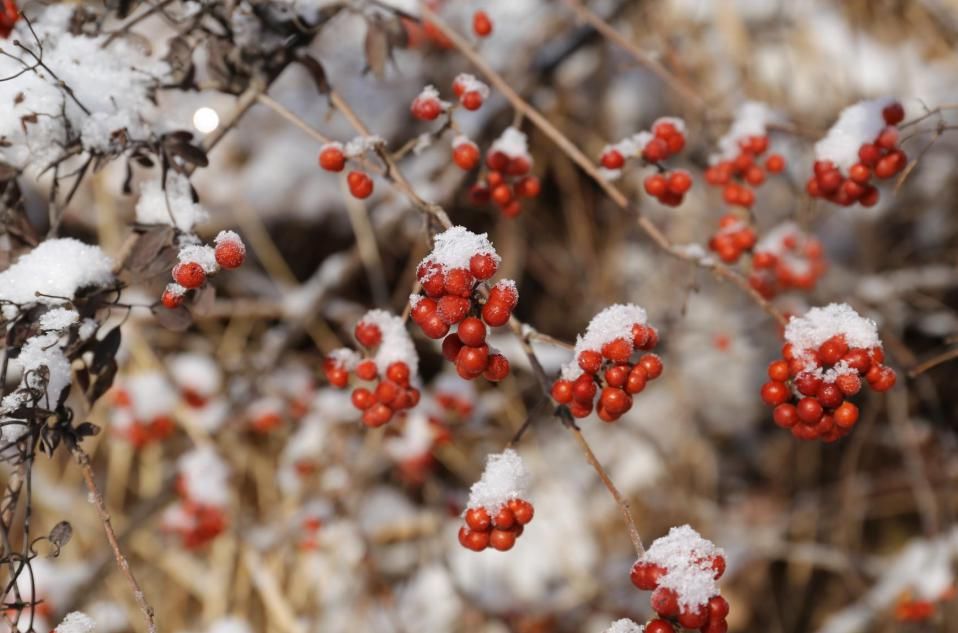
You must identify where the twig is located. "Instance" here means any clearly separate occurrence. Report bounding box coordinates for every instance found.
[417,5,787,328]
[256,94,332,144]
[72,445,156,633]
[562,0,707,113]
[908,346,958,378]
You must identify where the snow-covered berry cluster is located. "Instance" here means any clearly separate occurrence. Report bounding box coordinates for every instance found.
[162,231,245,309]
[110,373,177,448]
[410,227,515,381]
[706,103,786,208]
[630,525,730,633]
[162,447,230,549]
[895,587,957,622]
[458,449,534,552]
[0,0,18,38]
[600,118,691,207]
[470,127,540,217]
[324,310,421,428]
[747,222,827,298]
[707,213,756,264]
[761,303,896,441]
[316,135,386,199]
[808,99,907,207]
[551,304,662,422]
[410,85,450,121]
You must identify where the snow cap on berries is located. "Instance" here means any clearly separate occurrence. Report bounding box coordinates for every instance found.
[639,524,725,610]
[54,611,95,633]
[123,372,177,422]
[490,126,531,161]
[453,73,490,99]
[418,225,500,274]
[561,304,650,380]
[169,353,222,398]
[344,135,385,158]
[177,243,219,274]
[466,448,529,514]
[358,309,419,376]
[815,97,898,171]
[713,101,779,162]
[784,303,881,354]
[604,619,644,633]
[177,446,231,508]
[214,230,245,254]
[327,347,361,371]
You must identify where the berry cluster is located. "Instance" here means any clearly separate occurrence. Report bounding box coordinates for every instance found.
[600,118,691,207]
[247,397,284,434]
[707,213,756,263]
[459,449,532,552]
[162,448,230,550]
[705,135,785,208]
[410,227,515,381]
[630,526,730,633]
[808,100,907,207]
[895,587,956,622]
[324,311,421,428]
[110,378,176,449]
[761,304,896,441]
[470,127,540,217]
[551,305,661,422]
[317,135,385,199]
[0,0,18,38]
[747,222,827,298]
[162,231,245,309]
[458,498,534,552]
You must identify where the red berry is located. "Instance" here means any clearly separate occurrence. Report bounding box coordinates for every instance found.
[453,142,480,170]
[214,239,245,269]
[817,382,844,408]
[421,313,450,339]
[744,165,766,186]
[709,595,730,619]
[667,170,692,194]
[834,401,859,428]
[173,262,206,289]
[773,403,798,428]
[600,149,625,170]
[551,379,573,404]
[642,138,668,162]
[795,372,823,397]
[677,606,709,629]
[461,91,483,111]
[578,350,602,374]
[489,528,516,551]
[836,373,861,396]
[354,321,382,348]
[761,381,789,406]
[386,362,410,385]
[456,317,486,347]
[571,374,597,404]
[441,333,464,361]
[362,403,393,427]
[483,354,510,381]
[472,10,492,37]
[625,365,647,394]
[638,353,663,379]
[465,507,491,531]
[374,380,400,405]
[765,154,785,173]
[858,143,881,167]
[876,126,899,150]
[491,183,513,206]
[411,297,437,324]
[458,344,490,375]
[868,366,896,392]
[469,253,498,280]
[411,96,442,120]
[796,397,823,424]
[599,386,631,417]
[443,268,475,297]
[318,145,345,172]
[604,364,629,388]
[161,286,184,309]
[644,174,667,197]
[650,587,679,617]
[882,102,905,125]
[507,499,534,524]
[356,359,378,381]
[514,176,540,198]
[481,300,510,327]
[768,360,789,382]
[347,171,374,199]
[351,387,374,410]
[601,338,632,362]
[644,620,674,633]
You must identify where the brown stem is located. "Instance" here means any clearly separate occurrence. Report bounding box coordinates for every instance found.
[417,5,787,328]
[562,0,707,113]
[72,445,156,633]
[908,346,958,377]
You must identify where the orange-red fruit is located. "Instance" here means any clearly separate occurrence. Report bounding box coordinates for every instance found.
[214,241,245,269]
[644,620,675,633]
[173,262,206,289]
[441,333,464,361]
[489,528,516,551]
[834,401,859,428]
[472,10,492,37]
[461,91,483,111]
[760,381,789,406]
[601,150,625,170]
[578,350,602,374]
[638,353,663,379]
[362,403,393,427]
[507,498,534,524]
[465,507,491,531]
[386,362,410,385]
[644,174,667,197]
[318,146,345,172]
[161,287,184,309]
[347,171,374,199]
[453,142,480,170]
[883,102,905,125]
[483,353,510,381]
[650,587,680,617]
[481,300,510,327]
[355,322,382,348]
[469,252,497,280]
[551,379,573,404]
[356,359,378,381]
[351,387,374,410]
[765,154,785,173]
[796,397,823,424]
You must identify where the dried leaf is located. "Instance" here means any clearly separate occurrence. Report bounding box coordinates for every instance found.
[91,327,122,374]
[122,226,175,274]
[364,20,390,80]
[47,521,72,557]
[296,55,330,95]
[154,304,192,331]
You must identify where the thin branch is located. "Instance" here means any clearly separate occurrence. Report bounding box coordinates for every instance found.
[908,346,958,378]
[562,0,707,113]
[71,445,156,633]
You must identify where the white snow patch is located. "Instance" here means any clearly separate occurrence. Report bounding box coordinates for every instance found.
[560,304,650,380]
[419,225,500,274]
[814,98,897,171]
[466,448,529,514]
[639,525,724,610]
[785,303,881,353]
[135,174,208,231]
[177,446,231,507]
